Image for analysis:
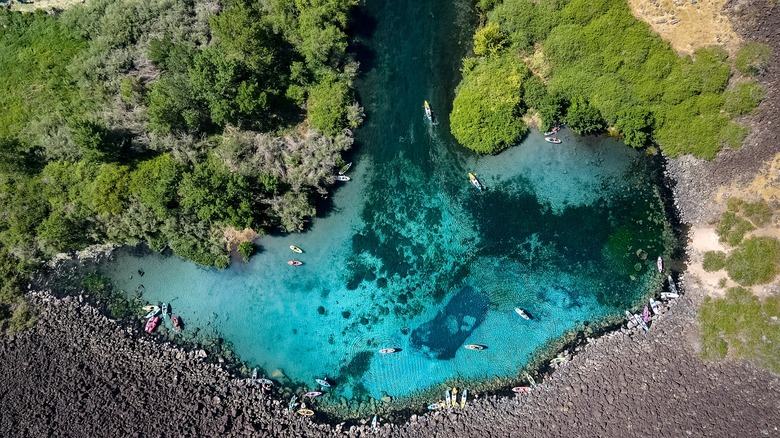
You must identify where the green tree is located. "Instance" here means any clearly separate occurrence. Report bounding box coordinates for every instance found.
[615,107,653,148]
[129,154,182,219]
[450,55,529,154]
[238,241,254,261]
[71,120,118,163]
[89,163,131,218]
[307,77,351,135]
[473,23,507,57]
[146,74,207,134]
[178,158,255,229]
[564,96,604,135]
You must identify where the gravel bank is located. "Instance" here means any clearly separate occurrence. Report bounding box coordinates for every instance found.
[3,1,780,436]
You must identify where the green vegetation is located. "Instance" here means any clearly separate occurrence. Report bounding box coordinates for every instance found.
[452,0,766,157]
[715,211,755,246]
[702,251,727,272]
[727,198,773,227]
[0,0,362,326]
[734,41,772,77]
[238,241,255,262]
[451,54,530,154]
[699,287,780,373]
[725,236,780,286]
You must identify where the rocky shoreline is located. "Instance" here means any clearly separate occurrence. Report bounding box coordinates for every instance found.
[3,1,780,436]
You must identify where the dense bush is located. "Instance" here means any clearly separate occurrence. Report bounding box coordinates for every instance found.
[727,198,773,227]
[725,236,780,286]
[454,0,763,158]
[734,41,772,77]
[702,251,727,272]
[451,54,529,154]
[716,211,755,246]
[699,287,780,372]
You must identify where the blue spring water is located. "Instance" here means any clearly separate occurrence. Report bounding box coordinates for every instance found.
[100,0,671,411]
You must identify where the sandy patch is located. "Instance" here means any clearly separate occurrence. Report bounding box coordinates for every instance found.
[627,0,741,55]
[686,226,730,297]
[9,0,85,12]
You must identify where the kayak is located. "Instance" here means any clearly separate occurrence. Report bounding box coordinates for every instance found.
[445,390,451,406]
[288,395,297,412]
[144,316,159,333]
[460,389,467,408]
[288,260,303,266]
[297,408,314,417]
[649,298,660,315]
[668,275,678,295]
[378,348,400,354]
[172,315,182,332]
[251,368,257,384]
[660,292,679,299]
[371,415,378,432]
[424,101,433,121]
[258,378,274,386]
[315,378,330,387]
[657,256,663,273]
[451,387,458,406]
[338,162,352,175]
[304,391,323,398]
[290,245,303,254]
[512,386,532,394]
[544,137,562,144]
[642,306,651,323]
[464,344,486,351]
[334,175,351,181]
[144,307,160,319]
[427,403,442,410]
[514,307,531,320]
[161,302,170,317]
[468,172,484,190]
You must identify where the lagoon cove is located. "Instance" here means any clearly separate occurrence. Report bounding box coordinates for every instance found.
[2,0,780,435]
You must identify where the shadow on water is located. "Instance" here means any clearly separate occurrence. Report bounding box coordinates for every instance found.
[410,285,490,360]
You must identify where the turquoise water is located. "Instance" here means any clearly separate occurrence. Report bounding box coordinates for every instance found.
[100,0,671,413]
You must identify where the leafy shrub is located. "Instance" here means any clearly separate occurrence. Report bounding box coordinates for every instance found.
[727,198,773,227]
[734,41,772,77]
[723,81,764,116]
[450,54,529,154]
[702,251,727,272]
[716,211,755,246]
[473,23,508,57]
[725,236,780,286]
[308,77,352,136]
[238,241,255,262]
[699,287,780,372]
[564,96,605,135]
[718,122,749,150]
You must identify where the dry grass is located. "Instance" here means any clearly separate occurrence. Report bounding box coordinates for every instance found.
[627,0,741,55]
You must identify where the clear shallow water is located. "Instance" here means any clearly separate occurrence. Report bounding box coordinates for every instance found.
[100,0,671,412]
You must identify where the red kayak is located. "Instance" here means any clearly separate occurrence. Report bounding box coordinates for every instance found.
[512,386,532,394]
[304,391,323,398]
[172,315,182,332]
[145,316,159,333]
[288,260,303,266]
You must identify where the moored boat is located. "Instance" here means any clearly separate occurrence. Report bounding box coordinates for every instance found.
[338,162,352,175]
[334,175,351,182]
[379,348,400,354]
[657,256,663,273]
[544,137,562,144]
[468,173,484,190]
[290,245,303,254]
[512,386,532,394]
[161,302,171,317]
[304,391,323,398]
[145,316,159,333]
[172,315,182,332]
[288,260,303,266]
[144,306,160,319]
[464,344,486,351]
[315,378,330,387]
[424,100,433,121]
[514,307,531,320]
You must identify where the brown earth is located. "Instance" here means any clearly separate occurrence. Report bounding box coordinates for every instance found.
[3,0,780,437]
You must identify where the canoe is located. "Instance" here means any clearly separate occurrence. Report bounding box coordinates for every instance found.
[649,298,660,315]
[451,387,458,406]
[297,408,314,417]
[144,316,159,333]
[379,348,400,354]
[468,173,484,190]
[668,275,678,295]
[460,389,467,408]
[338,162,352,175]
[144,307,160,319]
[304,391,323,398]
[544,137,562,144]
[290,245,303,254]
[172,315,182,332]
[315,378,330,387]
[334,175,351,182]
[512,386,532,394]
[657,256,663,273]
[514,307,531,320]
[288,260,303,266]
[464,344,486,351]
